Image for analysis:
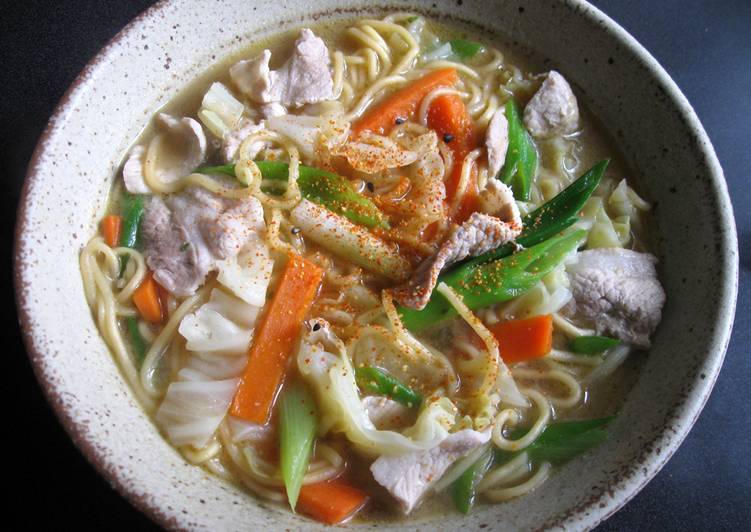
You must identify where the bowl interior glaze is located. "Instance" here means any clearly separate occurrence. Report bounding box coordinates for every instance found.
[15,0,737,530]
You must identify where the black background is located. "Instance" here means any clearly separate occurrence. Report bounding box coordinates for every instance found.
[2,1,749,530]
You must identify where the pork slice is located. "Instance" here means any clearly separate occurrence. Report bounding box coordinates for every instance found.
[229,29,333,110]
[122,145,149,194]
[370,429,490,514]
[392,204,522,310]
[275,28,334,107]
[222,119,266,163]
[260,102,286,119]
[142,196,206,296]
[485,108,509,177]
[523,71,580,139]
[230,50,275,104]
[565,248,666,348]
[143,187,264,296]
[478,179,520,222]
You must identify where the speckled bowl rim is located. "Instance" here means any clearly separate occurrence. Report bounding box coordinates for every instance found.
[14,0,738,530]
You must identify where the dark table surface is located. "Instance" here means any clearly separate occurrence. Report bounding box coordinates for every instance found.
[2,1,749,530]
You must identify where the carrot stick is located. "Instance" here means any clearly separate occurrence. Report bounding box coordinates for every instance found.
[488,314,553,363]
[426,93,479,224]
[297,479,369,524]
[351,68,459,137]
[101,215,122,248]
[230,254,324,424]
[132,272,164,323]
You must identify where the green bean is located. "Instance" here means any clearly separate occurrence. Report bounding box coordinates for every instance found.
[569,335,620,354]
[495,417,615,466]
[499,99,538,201]
[463,160,609,269]
[355,367,422,408]
[196,161,389,229]
[126,317,147,366]
[450,447,493,514]
[400,230,586,332]
[450,39,485,59]
[118,195,145,277]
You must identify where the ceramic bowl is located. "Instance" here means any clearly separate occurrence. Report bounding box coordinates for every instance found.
[14,0,738,529]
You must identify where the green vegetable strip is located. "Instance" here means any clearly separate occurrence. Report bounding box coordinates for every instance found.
[196,162,389,229]
[450,39,485,59]
[499,99,538,201]
[195,163,236,177]
[355,367,422,408]
[451,417,614,514]
[450,447,494,514]
[119,196,145,248]
[569,335,620,355]
[118,196,145,276]
[397,162,606,332]
[495,417,615,466]
[462,160,609,269]
[126,317,147,366]
[279,381,319,511]
[400,230,586,332]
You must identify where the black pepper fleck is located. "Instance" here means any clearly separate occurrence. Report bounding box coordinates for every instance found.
[395,117,406,125]
[366,182,375,192]
[312,323,321,331]
[443,133,455,143]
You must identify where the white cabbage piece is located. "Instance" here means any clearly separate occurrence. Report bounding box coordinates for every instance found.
[156,288,265,448]
[573,196,628,249]
[608,179,650,218]
[198,82,245,138]
[216,233,273,307]
[266,113,349,161]
[155,378,240,447]
[178,301,253,354]
[227,415,274,443]
[406,16,425,41]
[423,42,453,62]
[297,318,457,457]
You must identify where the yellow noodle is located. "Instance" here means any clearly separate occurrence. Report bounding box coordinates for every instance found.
[139,284,211,398]
[478,451,530,492]
[483,462,552,502]
[492,389,551,451]
[513,366,583,409]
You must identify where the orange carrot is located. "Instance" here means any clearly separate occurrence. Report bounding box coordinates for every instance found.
[351,68,459,137]
[489,315,554,363]
[426,93,479,224]
[297,479,369,524]
[230,254,324,424]
[133,272,164,323]
[101,215,122,248]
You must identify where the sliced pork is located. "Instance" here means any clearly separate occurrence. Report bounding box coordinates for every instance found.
[142,187,264,296]
[485,108,509,177]
[371,429,490,513]
[523,71,580,139]
[230,29,334,110]
[222,119,266,163]
[122,145,149,194]
[565,248,666,348]
[478,179,521,222]
[392,183,522,310]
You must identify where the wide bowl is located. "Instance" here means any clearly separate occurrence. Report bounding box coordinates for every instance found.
[14,0,738,529]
